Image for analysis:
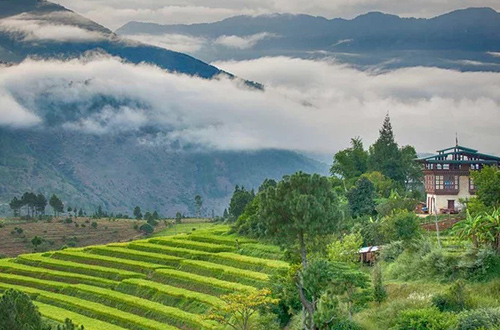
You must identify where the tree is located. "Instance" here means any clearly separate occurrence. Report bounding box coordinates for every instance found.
[258,179,277,193]
[175,211,182,224]
[372,263,387,305]
[133,206,142,220]
[259,172,340,329]
[195,195,203,218]
[49,194,64,217]
[229,186,255,219]
[144,212,153,221]
[331,137,369,182]
[207,289,278,330]
[223,208,229,218]
[400,145,423,191]
[471,166,500,209]
[35,194,47,216]
[0,289,45,330]
[67,206,72,213]
[21,192,37,218]
[139,223,154,234]
[9,197,22,217]
[78,208,84,217]
[152,211,160,220]
[57,318,84,330]
[369,115,405,184]
[381,210,421,243]
[31,236,43,251]
[454,208,500,252]
[360,171,395,199]
[348,177,376,218]
[328,232,364,265]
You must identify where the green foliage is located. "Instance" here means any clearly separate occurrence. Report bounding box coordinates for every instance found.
[454,208,500,251]
[381,210,421,243]
[361,171,395,199]
[32,236,43,251]
[330,137,369,181]
[56,318,84,330]
[432,280,473,312]
[133,206,142,220]
[471,166,500,209]
[456,308,500,330]
[0,289,45,330]
[375,191,418,217]
[372,263,387,305]
[348,177,376,218]
[260,172,340,266]
[380,241,405,262]
[175,212,182,224]
[195,195,203,218]
[91,221,98,229]
[394,307,457,330]
[49,194,64,217]
[139,223,154,234]
[229,186,255,220]
[328,232,363,265]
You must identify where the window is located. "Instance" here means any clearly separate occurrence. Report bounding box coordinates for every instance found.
[435,175,444,190]
[469,178,476,191]
[437,164,442,170]
[443,164,450,170]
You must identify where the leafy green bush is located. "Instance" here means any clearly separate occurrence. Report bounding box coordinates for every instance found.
[432,281,473,312]
[394,307,457,330]
[139,223,154,234]
[457,308,500,330]
[380,241,405,262]
[91,222,98,229]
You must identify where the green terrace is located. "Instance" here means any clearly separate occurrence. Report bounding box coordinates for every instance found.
[0,226,288,330]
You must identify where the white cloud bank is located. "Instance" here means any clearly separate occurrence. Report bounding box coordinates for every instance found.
[0,15,106,42]
[1,55,499,155]
[122,34,207,53]
[214,33,277,49]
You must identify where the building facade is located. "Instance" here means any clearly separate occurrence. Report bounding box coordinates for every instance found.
[418,145,500,214]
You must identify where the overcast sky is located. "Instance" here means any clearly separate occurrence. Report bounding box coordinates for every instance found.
[53,0,500,30]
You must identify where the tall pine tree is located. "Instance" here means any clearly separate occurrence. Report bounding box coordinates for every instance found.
[369,115,405,184]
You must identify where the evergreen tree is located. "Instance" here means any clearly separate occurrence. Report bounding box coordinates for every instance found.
[9,197,22,217]
[49,194,64,217]
[152,211,159,220]
[369,115,405,184]
[175,211,182,224]
[229,186,254,219]
[348,177,376,218]
[373,263,387,305]
[0,289,45,330]
[35,194,47,216]
[195,195,203,218]
[78,209,84,217]
[133,206,142,220]
[223,208,229,218]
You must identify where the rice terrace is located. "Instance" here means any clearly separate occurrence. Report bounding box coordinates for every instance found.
[0,224,287,330]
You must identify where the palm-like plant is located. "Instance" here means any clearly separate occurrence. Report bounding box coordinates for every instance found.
[481,208,500,251]
[453,210,482,248]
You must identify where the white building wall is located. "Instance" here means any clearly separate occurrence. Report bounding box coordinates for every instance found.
[427,175,475,214]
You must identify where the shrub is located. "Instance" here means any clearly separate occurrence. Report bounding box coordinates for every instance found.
[16,227,23,234]
[133,223,139,230]
[139,223,154,234]
[381,210,421,243]
[432,280,473,312]
[457,308,500,330]
[91,221,98,229]
[394,307,457,330]
[64,218,73,224]
[380,241,405,262]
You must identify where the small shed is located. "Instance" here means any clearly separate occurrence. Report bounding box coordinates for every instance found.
[359,246,381,264]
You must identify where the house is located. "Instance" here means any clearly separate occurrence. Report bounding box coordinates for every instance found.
[417,144,500,214]
[359,246,381,264]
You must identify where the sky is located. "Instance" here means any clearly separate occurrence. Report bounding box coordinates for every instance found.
[53,0,500,30]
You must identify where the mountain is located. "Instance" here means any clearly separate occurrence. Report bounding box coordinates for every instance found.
[0,0,327,216]
[116,8,500,71]
[0,0,222,78]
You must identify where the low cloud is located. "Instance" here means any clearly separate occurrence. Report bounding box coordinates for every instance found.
[122,34,207,53]
[1,55,499,155]
[0,15,106,42]
[214,33,277,49]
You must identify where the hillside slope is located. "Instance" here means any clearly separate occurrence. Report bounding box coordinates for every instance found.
[117,8,500,71]
[0,226,287,330]
[0,0,221,78]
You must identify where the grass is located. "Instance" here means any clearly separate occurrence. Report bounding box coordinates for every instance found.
[36,302,128,330]
[16,254,144,280]
[152,221,215,237]
[0,225,286,330]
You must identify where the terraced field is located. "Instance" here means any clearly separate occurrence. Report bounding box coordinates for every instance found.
[0,225,288,330]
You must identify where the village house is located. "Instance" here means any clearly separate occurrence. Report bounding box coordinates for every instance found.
[417,144,500,214]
